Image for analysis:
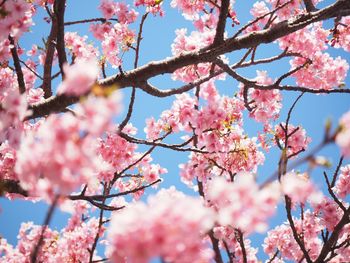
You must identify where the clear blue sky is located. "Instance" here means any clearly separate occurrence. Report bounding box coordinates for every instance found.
[0,0,349,261]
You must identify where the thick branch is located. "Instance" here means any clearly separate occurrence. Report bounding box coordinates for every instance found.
[0,179,28,197]
[212,0,230,45]
[42,13,58,98]
[303,0,317,12]
[100,0,350,87]
[25,0,350,119]
[9,36,26,93]
[54,0,67,78]
[26,94,79,120]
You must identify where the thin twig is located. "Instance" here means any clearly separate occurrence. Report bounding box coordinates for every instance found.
[64,18,118,26]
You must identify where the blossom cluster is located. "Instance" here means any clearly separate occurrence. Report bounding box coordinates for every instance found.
[64,32,100,61]
[213,226,259,262]
[107,187,215,263]
[334,164,350,198]
[274,122,311,157]
[264,200,350,263]
[207,175,280,234]
[0,68,28,148]
[333,16,350,52]
[264,211,324,261]
[57,59,99,96]
[135,0,164,16]
[249,2,349,91]
[15,89,121,199]
[90,21,135,68]
[240,71,282,123]
[0,202,103,263]
[0,0,33,61]
[336,110,350,157]
[171,28,220,82]
[99,0,138,22]
[281,171,322,204]
[144,82,265,185]
[98,124,167,199]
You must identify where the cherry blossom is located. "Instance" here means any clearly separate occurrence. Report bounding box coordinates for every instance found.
[0,0,33,42]
[240,70,282,123]
[264,211,324,262]
[207,175,280,234]
[135,0,164,16]
[275,122,311,157]
[107,187,215,263]
[281,171,322,204]
[333,17,350,52]
[336,110,350,157]
[213,226,259,263]
[171,28,225,82]
[64,32,100,61]
[1,0,350,262]
[0,215,103,263]
[334,165,350,198]
[57,59,99,96]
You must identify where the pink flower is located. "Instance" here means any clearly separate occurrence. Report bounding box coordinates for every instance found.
[99,0,117,19]
[27,88,44,105]
[15,114,95,197]
[26,44,38,57]
[207,174,280,234]
[281,171,322,204]
[171,0,205,18]
[275,123,311,157]
[65,32,99,60]
[90,22,113,40]
[333,17,350,52]
[0,0,33,42]
[0,216,103,262]
[336,110,350,157]
[264,211,323,261]
[75,91,121,136]
[213,226,259,262]
[115,2,138,24]
[57,59,99,96]
[135,0,164,16]
[240,71,282,123]
[100,23,135,68]
[107,187,214,262]
[0,141,17,181]
[334,165,350,198]
[171,28,225,82]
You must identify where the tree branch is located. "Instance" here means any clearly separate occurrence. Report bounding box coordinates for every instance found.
[0,179,28,197]
[64,17,118,26]
[54,0,67,79]
[42,11,58,98]
[315,207,350,263]
[25,0,350,119]
[303,0,317,12]
[9,36,26,93]
[212,0,230,45]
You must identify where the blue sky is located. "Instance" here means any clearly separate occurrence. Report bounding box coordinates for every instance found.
[1,0,349,261]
